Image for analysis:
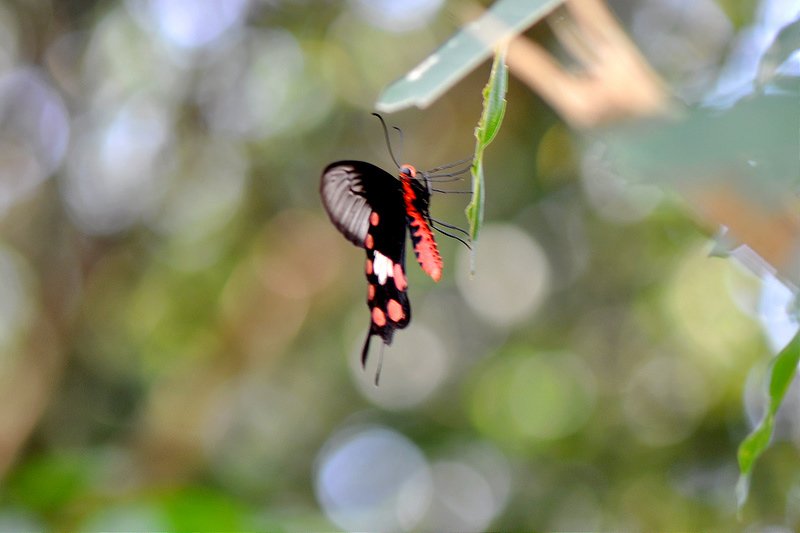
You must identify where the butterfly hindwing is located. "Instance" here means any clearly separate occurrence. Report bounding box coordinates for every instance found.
[362,208,411,364]
[320,161,413,370]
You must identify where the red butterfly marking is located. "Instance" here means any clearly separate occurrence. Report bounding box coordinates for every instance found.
[392,263,407,291]
[399,165,443,283]
[371,306,387,327]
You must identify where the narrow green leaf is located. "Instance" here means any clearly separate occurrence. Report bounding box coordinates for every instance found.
[465,163,484,244]
[736,330,800,509]
[768,333,800,400]
[478,50,508,148]
[375,0,562,112]
[465,46,508,260]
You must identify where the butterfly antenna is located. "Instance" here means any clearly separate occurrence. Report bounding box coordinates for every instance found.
[393,126,404,165]
[427,163,473,179]
[431,188,472,194]
[374,341,386,386]
[372,113,401,169]
[426,156,474,173]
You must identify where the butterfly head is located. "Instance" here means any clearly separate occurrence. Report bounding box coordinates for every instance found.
[399,164,432,197]
[399,164,416,179]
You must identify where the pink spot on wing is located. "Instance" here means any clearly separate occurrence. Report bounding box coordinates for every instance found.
[372,306,386,327]
[387,299,404,322]
[393,264,407,291]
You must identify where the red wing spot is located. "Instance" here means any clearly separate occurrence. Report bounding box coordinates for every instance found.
[365,234,374,250]
[387,299,404,322]
[369,212,380,226]
[372,306,386,327]
[368,284,375,301]
[365,259,373,275]
[393,264,407,291]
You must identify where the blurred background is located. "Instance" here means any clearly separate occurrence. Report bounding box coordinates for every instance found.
[0,0,798,530]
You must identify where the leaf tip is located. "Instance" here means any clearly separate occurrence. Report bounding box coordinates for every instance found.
[735,473,751,512]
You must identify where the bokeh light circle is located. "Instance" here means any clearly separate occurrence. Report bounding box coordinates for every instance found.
[665,243,761,368]
[457,224,550,327]
[631,0,732,101]
[315,426,432,532]
[62,95,173,235]
[0,245,36,364]
[128,0,251,50]
[202,380,324,494]
[424,461,497,531]
[622,355,711,446]
[581,142,663,223]
[81,503,167,532]
[470,350,596,446]
[0,67,70,216]
[354,323,450,409]
[148,137,248,244]
[197,28,332,140]
[350,0,445,32]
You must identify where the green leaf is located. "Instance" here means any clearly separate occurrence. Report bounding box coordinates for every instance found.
[6,453,93,513]
[477,51,508,148]
[375,0,562,112]
[165,487,248,531]
[465,46,508,255]
[736,330,800,509]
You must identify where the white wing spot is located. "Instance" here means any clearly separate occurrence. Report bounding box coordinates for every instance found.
[373,251,395,285]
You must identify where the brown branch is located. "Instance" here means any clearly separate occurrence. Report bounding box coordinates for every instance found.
[505,0,672,128]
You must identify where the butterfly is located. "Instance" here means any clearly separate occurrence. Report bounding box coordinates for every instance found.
[320,114,471,384]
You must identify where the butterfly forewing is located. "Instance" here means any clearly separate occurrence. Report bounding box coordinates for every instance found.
[319,162,373,247]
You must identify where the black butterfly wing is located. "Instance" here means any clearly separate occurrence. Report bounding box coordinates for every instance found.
[320,161,412,374]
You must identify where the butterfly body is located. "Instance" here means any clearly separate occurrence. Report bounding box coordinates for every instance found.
[320,160,442,372]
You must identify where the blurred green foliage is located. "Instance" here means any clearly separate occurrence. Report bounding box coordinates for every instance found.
[0,0,797,531]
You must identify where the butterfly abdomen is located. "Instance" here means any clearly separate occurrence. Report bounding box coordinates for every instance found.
[400,169,443,283]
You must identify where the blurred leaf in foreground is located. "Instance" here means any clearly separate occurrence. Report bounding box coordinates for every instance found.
[736,329,800,509]
[375,0,561,112]
[757,17,800,85]
[466,46,508,262]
